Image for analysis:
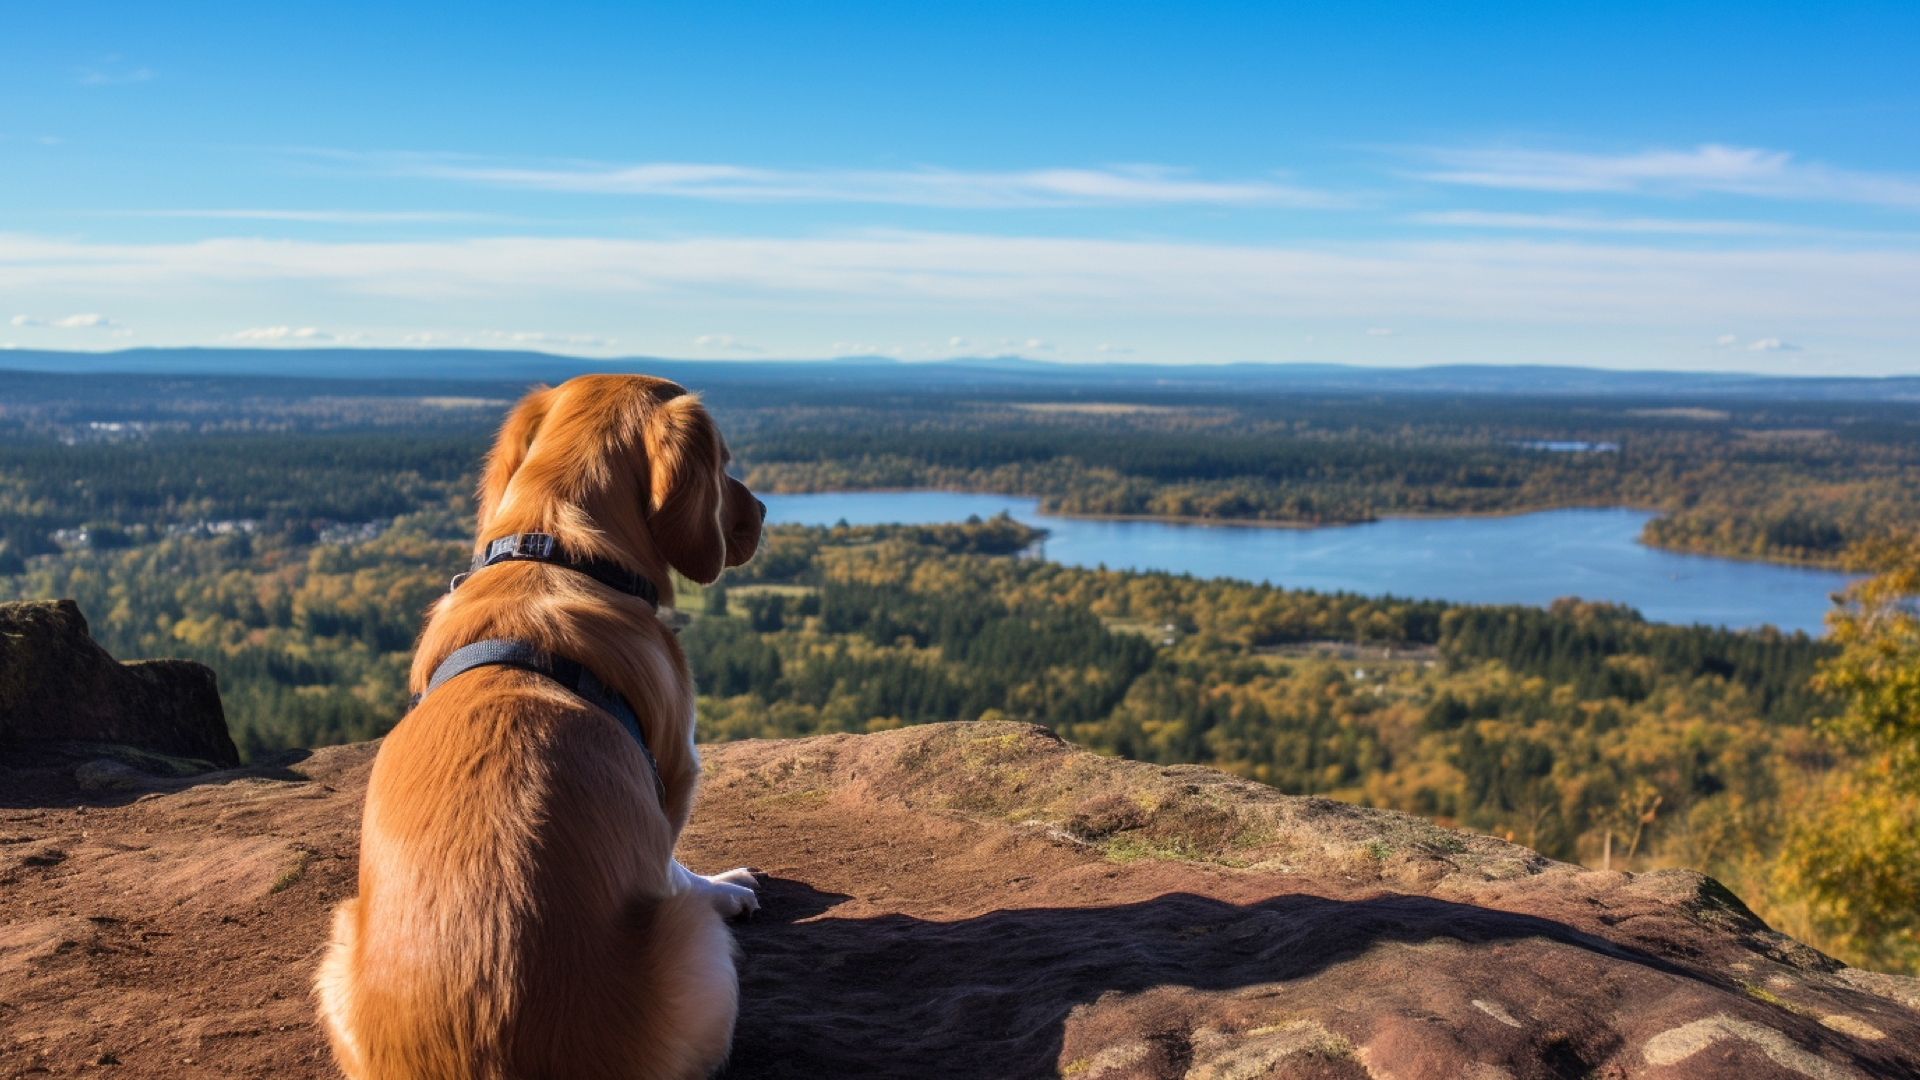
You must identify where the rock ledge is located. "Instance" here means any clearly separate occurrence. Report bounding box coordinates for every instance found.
[2,721,1916,1079]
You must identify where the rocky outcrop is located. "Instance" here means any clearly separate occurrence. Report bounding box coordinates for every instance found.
[0,599,236,768]
[2,722,1916,1078]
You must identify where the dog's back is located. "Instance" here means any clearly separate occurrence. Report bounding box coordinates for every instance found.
[317,670,739,1080]
[316,376,762,1079]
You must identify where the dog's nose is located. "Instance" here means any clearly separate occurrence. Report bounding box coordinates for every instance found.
[754,497,767,522]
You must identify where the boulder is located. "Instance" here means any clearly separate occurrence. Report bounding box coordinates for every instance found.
[0,599,237,768]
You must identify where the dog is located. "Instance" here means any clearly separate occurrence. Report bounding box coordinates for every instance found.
[317,375,765,1080]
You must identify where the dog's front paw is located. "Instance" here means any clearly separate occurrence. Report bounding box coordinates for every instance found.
[707,867,758,890]
[703,867,761,919]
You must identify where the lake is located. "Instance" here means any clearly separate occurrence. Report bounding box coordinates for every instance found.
[759,491,1855,635]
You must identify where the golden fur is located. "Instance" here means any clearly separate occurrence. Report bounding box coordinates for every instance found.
[316,375,764,1080]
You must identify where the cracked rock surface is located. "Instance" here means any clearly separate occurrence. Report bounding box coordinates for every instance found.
[3,721,1917,1078]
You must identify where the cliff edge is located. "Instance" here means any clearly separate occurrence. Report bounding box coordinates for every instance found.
[3,721,1917,1078]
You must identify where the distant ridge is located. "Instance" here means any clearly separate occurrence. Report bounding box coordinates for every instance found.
[3,347,1919,400]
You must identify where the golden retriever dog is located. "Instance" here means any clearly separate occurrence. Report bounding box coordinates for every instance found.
[316,374,765,1080]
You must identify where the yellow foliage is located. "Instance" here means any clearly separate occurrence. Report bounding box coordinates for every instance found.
[1768,531,1920,972]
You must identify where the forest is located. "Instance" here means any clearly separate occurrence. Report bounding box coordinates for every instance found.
[0,375,1915,970]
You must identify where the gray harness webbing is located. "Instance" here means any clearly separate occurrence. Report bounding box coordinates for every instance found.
[410,532,669,805]
[411,642,667,807]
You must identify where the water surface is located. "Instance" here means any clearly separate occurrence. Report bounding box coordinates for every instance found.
[760,491,1853,634]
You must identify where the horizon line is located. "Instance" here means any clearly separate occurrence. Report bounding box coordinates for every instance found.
[0,345,1915,383]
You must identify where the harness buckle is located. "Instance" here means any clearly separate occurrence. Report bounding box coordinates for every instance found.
[485,533,558,563]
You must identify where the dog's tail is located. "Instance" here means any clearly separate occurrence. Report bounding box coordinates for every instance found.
[498,888,742,1079]
[595,888,743,1080]
[315,898,370,1079]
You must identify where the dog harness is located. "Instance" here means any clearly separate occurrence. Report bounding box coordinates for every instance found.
[411,533,668,806]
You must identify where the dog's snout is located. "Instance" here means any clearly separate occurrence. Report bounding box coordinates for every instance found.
[754,497,767,522]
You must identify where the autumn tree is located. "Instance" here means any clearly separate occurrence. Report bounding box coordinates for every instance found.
[1779,532,1920,973]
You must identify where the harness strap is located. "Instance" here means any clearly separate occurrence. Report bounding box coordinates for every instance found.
[453,533,660,609]
[410,639,667,807]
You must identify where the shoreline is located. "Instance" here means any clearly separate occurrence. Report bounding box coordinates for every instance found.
[1040,503,1666,531]
[758,485,1660,529]
[757,486,1850,572]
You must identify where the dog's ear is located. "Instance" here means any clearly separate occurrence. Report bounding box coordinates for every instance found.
[644,394,734,584]
[477,386,554,531]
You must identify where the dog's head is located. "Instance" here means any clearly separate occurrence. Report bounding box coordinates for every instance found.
[477,375,763,587]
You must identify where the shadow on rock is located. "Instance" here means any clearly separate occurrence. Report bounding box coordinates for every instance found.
[0,743,315,809]
[720,882,1699,1080]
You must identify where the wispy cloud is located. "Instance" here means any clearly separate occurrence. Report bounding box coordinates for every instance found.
[112,209,494,224]
[4,232,1919,328]
[828,341,902,357]
[693,334,760,353]
[396,329,615,348]
[12,313,118,329]
[397,158,1346,209]
[1408,210,1818,236]
[76,57,153,85]
[486,330,617,347]
[1421,144,1920,209]
[394,329,614,348]
[1713,333,1800,352]
[231,326,330,341]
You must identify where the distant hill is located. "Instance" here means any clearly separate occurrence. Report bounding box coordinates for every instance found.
[3,347,1919,400]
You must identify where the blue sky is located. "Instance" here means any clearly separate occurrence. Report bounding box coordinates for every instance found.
[3,1,1918,373]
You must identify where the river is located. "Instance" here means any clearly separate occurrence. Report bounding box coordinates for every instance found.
[758,491,1854,635]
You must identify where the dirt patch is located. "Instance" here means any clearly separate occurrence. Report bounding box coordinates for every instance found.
[0,746,367,1079]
